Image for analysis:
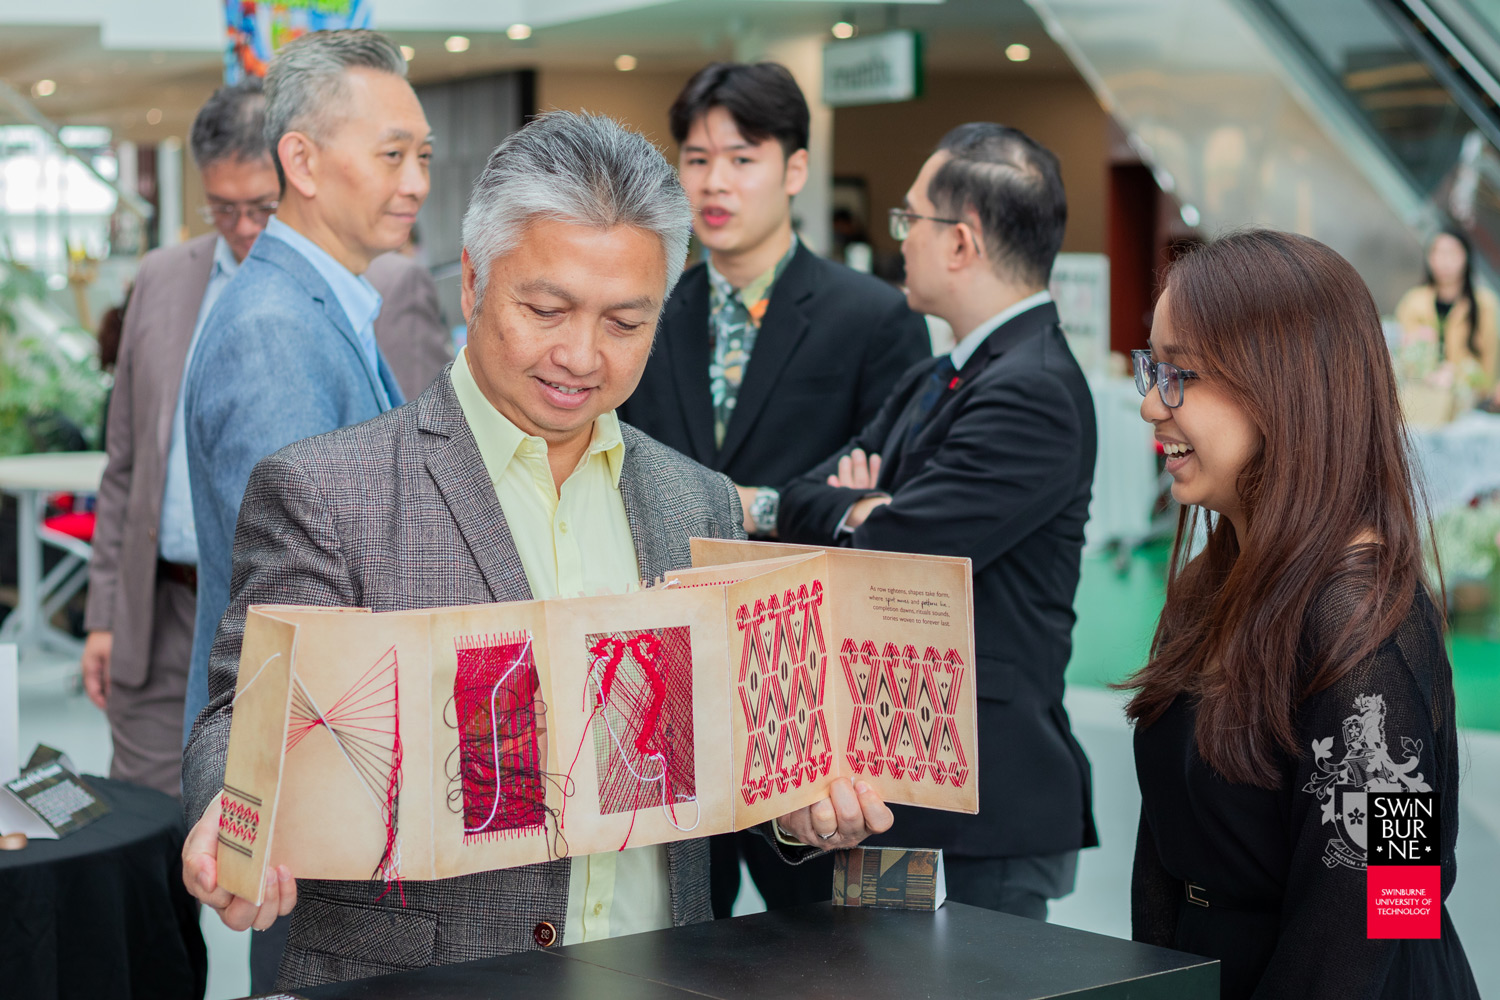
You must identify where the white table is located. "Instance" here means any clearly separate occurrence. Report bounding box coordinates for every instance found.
[1408,411,1500,518]
[0,452,107,659]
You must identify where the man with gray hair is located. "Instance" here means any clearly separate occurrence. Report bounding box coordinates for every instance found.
[180,110,892,990]
[181,28,429,737]
[82,79,278,797]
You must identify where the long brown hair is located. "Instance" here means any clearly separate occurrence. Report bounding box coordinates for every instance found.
[1123,229,1434,787]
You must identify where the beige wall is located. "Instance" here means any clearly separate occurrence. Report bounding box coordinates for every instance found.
[537,69,696,160]
[835,72,1108,258]
[528,67,1109,261]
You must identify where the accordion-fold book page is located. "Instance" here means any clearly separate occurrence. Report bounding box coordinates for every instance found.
[217,541,978,904]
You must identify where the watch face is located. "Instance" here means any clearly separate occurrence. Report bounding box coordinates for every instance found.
[752,492,778,532]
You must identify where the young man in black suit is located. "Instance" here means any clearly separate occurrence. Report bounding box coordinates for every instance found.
[619,62,929,917]
[779,124,1099,921]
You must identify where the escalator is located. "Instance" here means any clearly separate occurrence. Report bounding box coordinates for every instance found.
[1027,0,1500,303]
[1252,0,1500,281]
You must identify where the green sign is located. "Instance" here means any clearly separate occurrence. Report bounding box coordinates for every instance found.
[823,31,923,108]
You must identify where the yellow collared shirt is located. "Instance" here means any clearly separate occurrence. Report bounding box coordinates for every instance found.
[449,349,672,944]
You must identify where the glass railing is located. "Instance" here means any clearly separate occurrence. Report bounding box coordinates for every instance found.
[1451,0,1500,70]
[1253,0,1500,272]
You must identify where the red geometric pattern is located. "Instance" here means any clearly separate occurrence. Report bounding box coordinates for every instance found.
[217,783,262,859]
[841,641,968,786]
[586,626,696,819]
[455,632,546,841]
[736,580,833,806]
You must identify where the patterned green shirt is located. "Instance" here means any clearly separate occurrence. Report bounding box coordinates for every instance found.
[705,235,799,449]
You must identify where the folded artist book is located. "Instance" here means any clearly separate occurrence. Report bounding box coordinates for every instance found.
[217,539,979,904]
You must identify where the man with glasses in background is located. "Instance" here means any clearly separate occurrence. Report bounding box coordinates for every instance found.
[779,123,1099,921]
[82,80,277,798]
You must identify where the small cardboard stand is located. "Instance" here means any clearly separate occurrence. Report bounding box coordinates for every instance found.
[218,540,979,904]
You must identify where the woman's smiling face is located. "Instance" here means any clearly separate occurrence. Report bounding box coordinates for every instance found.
[1140,287,1264,534]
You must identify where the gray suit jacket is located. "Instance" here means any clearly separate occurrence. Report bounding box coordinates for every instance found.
[182,369,746,989]
[85,234,216,686]
[367,251,453,401]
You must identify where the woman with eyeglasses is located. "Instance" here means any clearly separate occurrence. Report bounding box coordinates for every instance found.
[1125,230,1478,999]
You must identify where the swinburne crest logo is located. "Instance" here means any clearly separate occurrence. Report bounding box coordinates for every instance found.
[1300,693,1441,938]
[1302,693,1431,871]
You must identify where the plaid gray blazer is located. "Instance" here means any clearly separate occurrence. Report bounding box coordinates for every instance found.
[181,366,745,989]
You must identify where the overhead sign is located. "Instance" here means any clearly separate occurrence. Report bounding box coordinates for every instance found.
[823,31,923,107]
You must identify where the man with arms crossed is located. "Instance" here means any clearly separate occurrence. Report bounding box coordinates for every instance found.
[780,124,1098,920]
[81,80,275,797]
[180,112,892,990]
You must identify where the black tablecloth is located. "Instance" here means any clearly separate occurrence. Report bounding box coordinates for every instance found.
[0,776,208,1000]
[295,901,1218,1000]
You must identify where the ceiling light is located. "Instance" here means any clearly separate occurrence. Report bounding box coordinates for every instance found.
[507,23,532,41]
[146,108,163,125]
[445,35,470,53]
[832,22,856,39]
[31,79,56,97]
[1005,43,1031,62]
[1180,204,1201,227]
[399,45,415,61]
[615,54,638,72]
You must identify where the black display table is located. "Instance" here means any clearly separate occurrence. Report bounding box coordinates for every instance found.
[291,901,1217,999]
[0,776,208,1000]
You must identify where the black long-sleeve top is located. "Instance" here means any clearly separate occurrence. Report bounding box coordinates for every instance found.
[1132,581,1480,999]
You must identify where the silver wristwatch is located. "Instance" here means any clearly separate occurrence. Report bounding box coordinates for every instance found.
[750,487,780,535]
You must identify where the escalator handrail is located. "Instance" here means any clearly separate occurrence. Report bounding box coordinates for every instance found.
[1395,0,1500,108]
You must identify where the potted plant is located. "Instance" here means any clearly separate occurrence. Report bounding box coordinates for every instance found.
[0,259,109,457]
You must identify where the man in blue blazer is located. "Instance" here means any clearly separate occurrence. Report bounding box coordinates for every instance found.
[183,28,431,737]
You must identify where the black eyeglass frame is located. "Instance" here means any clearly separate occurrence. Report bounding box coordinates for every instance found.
[888,206,962,241]
[1131,349,1200,408]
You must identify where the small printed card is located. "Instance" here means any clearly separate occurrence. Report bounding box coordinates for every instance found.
[832,846,946,911]
[0,745,110,839]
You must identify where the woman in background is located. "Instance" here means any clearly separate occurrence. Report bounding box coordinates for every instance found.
[1395,227,1499,404]
[1127,230,1478,999]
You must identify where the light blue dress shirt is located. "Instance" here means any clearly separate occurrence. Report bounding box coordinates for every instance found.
[261,216,390,408]
[157,236,240,564]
